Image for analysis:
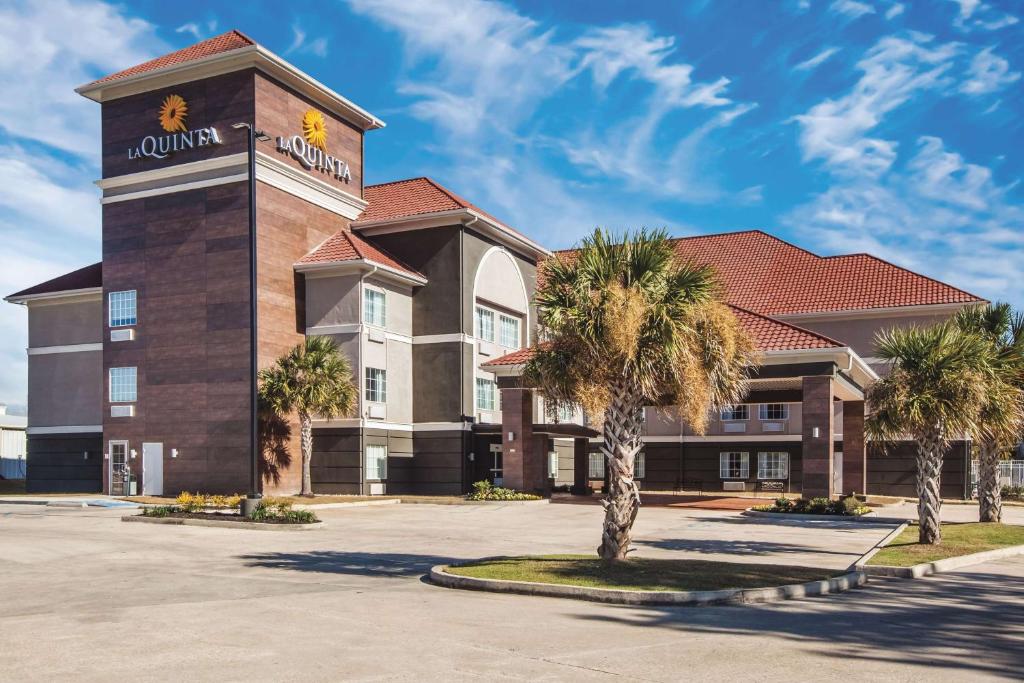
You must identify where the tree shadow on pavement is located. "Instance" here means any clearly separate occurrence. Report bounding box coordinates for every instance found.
[634,537,858,558]
[570,567,1024,678]
[239,550,454,577]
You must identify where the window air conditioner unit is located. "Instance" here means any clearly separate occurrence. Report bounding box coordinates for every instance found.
[110,405,135,417]
[110,329,134,342]
[367,404,386,420]
[723,481,746,491]
[369,483,385,495]
[477,411,497,424]
[762,422,785,432]
[367,328,386,344]
[723,422,746,433]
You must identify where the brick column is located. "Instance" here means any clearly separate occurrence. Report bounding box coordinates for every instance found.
[842,400,867,495]
[573,437,589,494]
[801,376,835,498]
[500,388,534,492]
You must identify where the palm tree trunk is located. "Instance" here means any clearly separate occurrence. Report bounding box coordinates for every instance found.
[915,426,944,545]
[597,379,644,560]
[299,410,313,497]
[977,439,1002,523]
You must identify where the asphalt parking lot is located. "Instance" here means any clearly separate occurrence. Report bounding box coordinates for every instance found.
[1,502,1021,681]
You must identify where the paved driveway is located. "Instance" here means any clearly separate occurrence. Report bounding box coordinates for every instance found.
[1,502,1021,681]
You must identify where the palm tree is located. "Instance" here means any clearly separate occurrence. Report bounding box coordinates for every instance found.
[866,322,992,544]
[526,229,757,560]
[259,336,357,496]
[954,303,1024,523]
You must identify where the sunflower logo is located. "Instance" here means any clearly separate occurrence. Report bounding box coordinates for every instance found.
[302,109,328,150]
[158,94,188,133]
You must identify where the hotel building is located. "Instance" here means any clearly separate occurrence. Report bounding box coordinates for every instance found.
[6,31,983,499]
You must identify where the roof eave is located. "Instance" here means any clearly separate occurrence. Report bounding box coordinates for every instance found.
[294,259,427,286]
[4,287,104,305]
[76,44,385,132]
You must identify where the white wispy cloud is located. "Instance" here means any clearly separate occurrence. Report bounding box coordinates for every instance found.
[960,47,1021,94]
[175,19,218,41]
[885,3,906,20]
[285,22,329,58]
[949,0,1019,31]
[793,33,959,177]
[795,46,841,71]
[830,0,876,19]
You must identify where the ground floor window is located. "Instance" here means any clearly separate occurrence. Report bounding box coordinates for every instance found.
[548,451,559,479]
[588,452,604,479]
[634,452,645,479]
[365,444,387,480]
[757,452,789,479]
[720,451,749,479]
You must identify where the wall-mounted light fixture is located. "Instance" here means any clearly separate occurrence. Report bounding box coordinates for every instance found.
[812,427,820,438]
[130,449,137,459]
[83,451,89,460]
[468,452,475,462]
[171,449,179,459]
[507,431,515,442]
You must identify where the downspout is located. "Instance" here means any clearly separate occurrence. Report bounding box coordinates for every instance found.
[359,263,378,495]
[461,216,479,491]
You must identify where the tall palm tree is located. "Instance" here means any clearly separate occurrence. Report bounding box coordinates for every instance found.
[954,303,1024,523]
[259,336,357,496]
[526,229,757,560]
[866,322,992,544]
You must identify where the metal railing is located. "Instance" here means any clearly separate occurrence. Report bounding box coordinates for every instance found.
[970,460,1024,490]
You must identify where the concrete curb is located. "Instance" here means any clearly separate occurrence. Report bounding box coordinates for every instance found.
[428,562,866,606]
[399,498,548,506]
[742,509,882,522]
[292,499,401,510]
[854,522,909,569]
[122,515,323,531]
[863,542,1024,578]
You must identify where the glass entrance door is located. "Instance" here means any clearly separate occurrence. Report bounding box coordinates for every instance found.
[489,443,503,486]
[109,441,129,496]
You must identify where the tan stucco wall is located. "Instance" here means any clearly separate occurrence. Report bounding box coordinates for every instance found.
[780,309,966,359]
[28,298,102,348]
[27,352,102,427]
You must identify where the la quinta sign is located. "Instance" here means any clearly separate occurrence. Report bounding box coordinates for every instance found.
[127,94,222,160]
[275,108,353,183]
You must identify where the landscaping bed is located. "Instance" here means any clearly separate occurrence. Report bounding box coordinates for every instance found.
[443,555,840,592]
[868,522,1024,567]
[751,496,871,517]
[136,498,319,526]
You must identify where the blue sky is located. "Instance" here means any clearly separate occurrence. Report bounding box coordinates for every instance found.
[0,0,1022,407]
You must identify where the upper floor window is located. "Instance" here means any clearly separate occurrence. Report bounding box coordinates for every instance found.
[720,405,749,421]
[759,403,789,421]
[109,290,137,327]
[364,287,386,328]
[556,402,575,423]
[720,451,749,479]
[109,367,137,403]
[499,314,520,348]
[365,367,387,403]
[475,306,494,342]
[475,377,497,411]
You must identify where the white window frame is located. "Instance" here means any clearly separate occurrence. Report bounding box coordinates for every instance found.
[588,452,605,479]
[365,367,387,404]
[109,367,137,403]
[758,403,789,421]
[548,451,559,479]
[108,290,137,327]
[474,306,495,342]
[720,404,749,421]
[365,444,388,481]
[363,286,386,328]
[634,452,646,479]
[108,440,130,495]
[719,451,749,479]
[757,452,789,480]
[475,377,497,411]
[498,313,520,349]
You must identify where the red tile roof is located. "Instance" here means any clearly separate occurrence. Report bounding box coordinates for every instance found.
[356,177,535,246]
[6,263,102,300]
[83,30,254,87]
[298,230,424,279]
[483,304,842,368]
[554,230,982,316]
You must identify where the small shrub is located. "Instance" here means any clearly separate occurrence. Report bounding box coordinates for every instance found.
[250,499,317,523]
[143,506,174,518]
[773,497,793,511]
[759,495,869,516]
[466,480,541,501]
[807,497,831,514]
[1001,485,1024,501]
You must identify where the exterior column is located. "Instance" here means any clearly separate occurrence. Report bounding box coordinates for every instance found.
[572,437,589,494]
[801,376,835,498]
[500,388,534,492]
[842,400,867,495]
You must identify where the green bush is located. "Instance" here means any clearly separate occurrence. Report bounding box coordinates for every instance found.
[759,495,869,516]
[466,480,542,501]
[142,505,174,518]
[1001,485,1024,501]
[250,499,319,524]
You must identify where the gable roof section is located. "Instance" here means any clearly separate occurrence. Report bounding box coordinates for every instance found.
[83,30,255,87]
[553,230,982,316]
[354,177,549,257]
[6,263,103,302]
[298,230,424,280]
[483,305,842,369]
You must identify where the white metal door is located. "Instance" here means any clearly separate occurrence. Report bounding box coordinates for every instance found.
[142,442,163,496]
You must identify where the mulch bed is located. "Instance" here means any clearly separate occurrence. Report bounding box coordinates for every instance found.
[143,512,309,525]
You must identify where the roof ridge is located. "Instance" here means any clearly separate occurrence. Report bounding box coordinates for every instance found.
[364,176,434,190]
[420,177,471,209]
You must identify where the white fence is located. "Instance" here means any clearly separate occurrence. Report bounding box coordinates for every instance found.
[970,460,1024,490]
